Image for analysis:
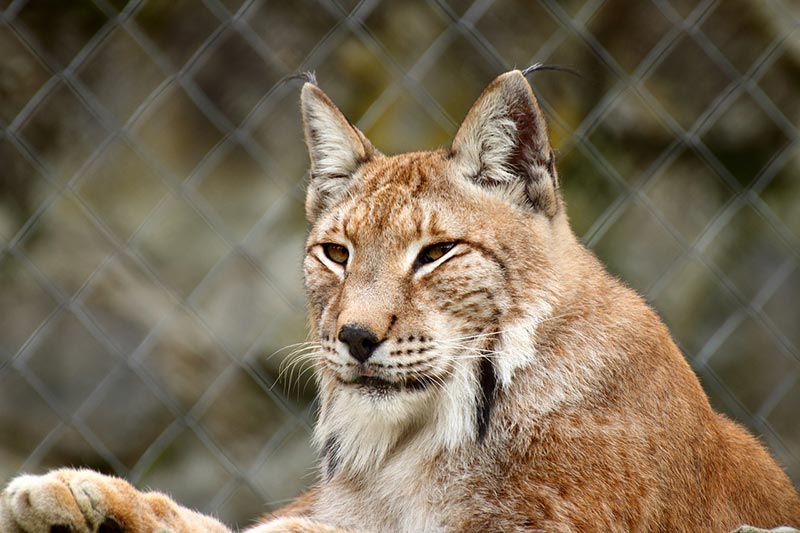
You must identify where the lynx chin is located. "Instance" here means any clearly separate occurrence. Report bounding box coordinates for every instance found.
[2,70,799,533]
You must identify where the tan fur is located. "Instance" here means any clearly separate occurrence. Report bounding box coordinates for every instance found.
[2,71,798,533]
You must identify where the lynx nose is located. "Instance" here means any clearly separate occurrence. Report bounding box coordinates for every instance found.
[338,324,380,363]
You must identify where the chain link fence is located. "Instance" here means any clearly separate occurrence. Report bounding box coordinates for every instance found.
[1,0,798,527]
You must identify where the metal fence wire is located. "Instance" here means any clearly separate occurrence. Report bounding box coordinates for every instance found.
[1,0,799,527]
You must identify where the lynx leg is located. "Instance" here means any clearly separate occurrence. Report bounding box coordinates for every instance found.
[0,469,230,533]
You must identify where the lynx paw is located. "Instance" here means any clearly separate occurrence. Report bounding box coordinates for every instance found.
[0,469,229,533]
[0,469,123,533]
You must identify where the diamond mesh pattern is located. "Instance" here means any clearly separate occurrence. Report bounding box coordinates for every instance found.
[1,0,798,526]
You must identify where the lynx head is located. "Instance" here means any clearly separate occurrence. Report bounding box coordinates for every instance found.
[301,71,571,478]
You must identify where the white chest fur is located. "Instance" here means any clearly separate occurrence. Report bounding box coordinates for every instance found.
[313,450,455,533]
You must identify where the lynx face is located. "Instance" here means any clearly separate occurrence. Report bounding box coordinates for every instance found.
[305,153,512,400]
[301,72,564,476]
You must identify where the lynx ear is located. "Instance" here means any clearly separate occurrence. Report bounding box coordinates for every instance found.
[301,83,381,222]
[451,70,559,216]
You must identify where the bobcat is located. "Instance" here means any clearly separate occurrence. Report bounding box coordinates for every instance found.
[2,70,799,533]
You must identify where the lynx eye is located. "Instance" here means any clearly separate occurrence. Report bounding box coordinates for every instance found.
[322,244,349,265]
[416,242,456,268]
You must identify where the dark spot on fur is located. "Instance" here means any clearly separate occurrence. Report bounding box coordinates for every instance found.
[476,356,498,442]
[461,240,507,277]
[98,518,123,533]
[322,435,341,481]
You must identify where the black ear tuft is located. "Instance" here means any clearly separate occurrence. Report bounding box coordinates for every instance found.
[521,63,582,79]
[288,70,318,86]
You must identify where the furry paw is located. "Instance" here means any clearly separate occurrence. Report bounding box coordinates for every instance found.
[0,469,229,533]
[0,469,123,533]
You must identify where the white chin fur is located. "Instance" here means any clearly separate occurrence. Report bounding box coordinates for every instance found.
[314,360,479,479]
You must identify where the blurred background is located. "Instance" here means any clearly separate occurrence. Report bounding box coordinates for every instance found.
[0,0,798,528]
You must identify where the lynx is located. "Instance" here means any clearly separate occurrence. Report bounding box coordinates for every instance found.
[2,70,799,533]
